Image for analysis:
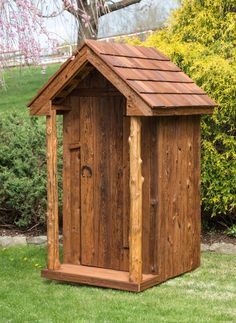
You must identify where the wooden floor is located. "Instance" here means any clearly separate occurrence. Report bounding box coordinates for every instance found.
[41,264,160,292]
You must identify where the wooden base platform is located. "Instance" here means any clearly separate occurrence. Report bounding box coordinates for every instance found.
[41,264,160,292]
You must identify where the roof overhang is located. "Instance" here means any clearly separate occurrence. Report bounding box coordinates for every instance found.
[28,40,217,117]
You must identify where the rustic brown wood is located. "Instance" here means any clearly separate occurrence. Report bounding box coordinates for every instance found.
[79,93,128,270]
[129,116,143,283]
[51,104,72,111]
[69,142,81,150]
[87,40,170,60]
[122,116,130,268]
[87,49,153,116]
[155,116,201,281]
[29,40,215,292]
[141,117,151,274]
[46,106,60,270]
[63,98,81,265]
[71,88,121,97]
[152,107,214,116]
[42,264,159,292]
[30,101,51,116]
[62,109,72,263]
[29,40,216,117]
[129,80,205,94]
[29,49,89,113]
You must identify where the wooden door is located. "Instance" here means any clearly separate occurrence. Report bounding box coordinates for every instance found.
[79,96,129,271]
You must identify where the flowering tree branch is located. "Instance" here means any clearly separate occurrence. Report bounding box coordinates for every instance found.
[0,0,143,72]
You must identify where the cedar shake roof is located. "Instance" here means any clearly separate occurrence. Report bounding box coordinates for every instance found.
[28,40,217,116]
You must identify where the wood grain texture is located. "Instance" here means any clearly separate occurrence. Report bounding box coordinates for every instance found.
[155,116,201,281]
[62,108,72,263]
[129,117,144,283]
[29,40,216,117]
[42,264,159,292]
[46,106,60,270]
[62,98,81,264]
[30,48,88,113]
[79,95,128,270]
[87,49,153,116]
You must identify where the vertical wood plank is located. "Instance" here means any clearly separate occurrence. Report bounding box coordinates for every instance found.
[192,116,201,269]
[149,119,158,274]
[80,97,95,266]
[46,106,60,270]
[122,116,130,270]
[141,118,151,274]
[129,116,143,283]
[62,107,72,263]
[156,116,201,282]
[70,98,81,265]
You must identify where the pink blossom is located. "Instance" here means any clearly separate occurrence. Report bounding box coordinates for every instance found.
[81,13,91,28]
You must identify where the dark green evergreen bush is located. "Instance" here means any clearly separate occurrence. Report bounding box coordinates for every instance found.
[0,114,62,228]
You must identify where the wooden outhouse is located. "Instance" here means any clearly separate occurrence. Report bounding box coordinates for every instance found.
[28,40,216,292]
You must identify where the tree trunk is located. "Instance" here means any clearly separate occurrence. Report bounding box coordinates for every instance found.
[74,0,142,46]
[76,0,98,45]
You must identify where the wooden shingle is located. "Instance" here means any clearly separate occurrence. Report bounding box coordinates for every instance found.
[28,40,217,116]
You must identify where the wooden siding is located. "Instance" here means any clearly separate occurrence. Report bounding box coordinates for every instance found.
[156,116,201,280]
[140,116,201,277]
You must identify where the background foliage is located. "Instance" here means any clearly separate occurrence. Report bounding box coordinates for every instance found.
[0,0,235,229]
[128,0,236,225]
[0,114,63,228]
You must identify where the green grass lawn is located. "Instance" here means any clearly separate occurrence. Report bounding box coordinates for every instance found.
[0,246,235,323]
[0,65,60,116]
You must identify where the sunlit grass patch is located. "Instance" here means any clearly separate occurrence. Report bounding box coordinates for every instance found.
[0,64,60,117]
[0,246,235,323]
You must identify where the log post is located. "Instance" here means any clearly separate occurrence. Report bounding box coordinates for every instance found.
[46,106,60,270]
[129,116,143,283]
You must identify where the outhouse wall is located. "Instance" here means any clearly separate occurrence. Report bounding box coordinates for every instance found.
[141,116,201,279]
[61,69,201,278]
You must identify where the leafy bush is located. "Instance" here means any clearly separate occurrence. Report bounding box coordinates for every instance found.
[225,225,236,237]
[128,0,236,223]
[0,114,62,228]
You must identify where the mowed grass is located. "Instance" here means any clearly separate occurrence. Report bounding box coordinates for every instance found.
[0,64,60,116]
[0,246,235,323]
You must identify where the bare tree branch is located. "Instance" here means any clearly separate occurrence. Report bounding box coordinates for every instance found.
[102,0,141,16]
[64,5,79,18]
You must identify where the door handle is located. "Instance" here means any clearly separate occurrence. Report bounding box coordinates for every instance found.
[81,165,92,178]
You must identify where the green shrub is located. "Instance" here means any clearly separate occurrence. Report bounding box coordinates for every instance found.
[128,0,236,223]
[0,113,62,228]
[225,224,236,237]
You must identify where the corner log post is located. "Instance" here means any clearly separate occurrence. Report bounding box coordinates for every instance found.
[129,116,144,283]
[46,105,60,270]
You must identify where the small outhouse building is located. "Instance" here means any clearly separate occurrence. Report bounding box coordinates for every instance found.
[28,40,216,292]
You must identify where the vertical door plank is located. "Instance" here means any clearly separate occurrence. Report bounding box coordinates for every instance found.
[80,97,95,266]
[69,99,81,264]
[63,107,72,263]
[97,98,110,268]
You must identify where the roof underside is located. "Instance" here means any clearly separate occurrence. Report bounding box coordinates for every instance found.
[28,40,217,116]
